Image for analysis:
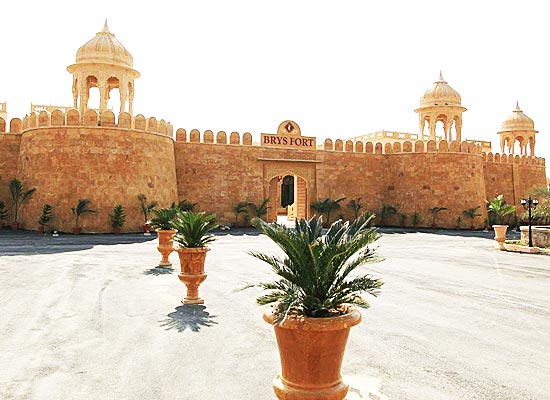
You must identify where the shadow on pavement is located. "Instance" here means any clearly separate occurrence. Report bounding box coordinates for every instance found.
[144,266,174,276]
[160,305,218,332]
[0,230,157,256]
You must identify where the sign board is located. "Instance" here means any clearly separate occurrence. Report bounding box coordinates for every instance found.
[261,120,316,150]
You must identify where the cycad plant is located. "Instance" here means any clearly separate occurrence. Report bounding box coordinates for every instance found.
[487,194,515,225]
[0,201,9,226]
[429,206,447,228]
[9,178,36,224]
[109,203,126,229]
[462,205,481,229]
[379,203,397,226]
[148,207,177,230]
[347,197,363,220]
[38,204,53,227]
[233,201,249,226]
[247,198,270,219]
[311,197,346,226]
[71,199,96,228]
[137,194,158,225]
[249,214,383,323]
[170,211,218,248]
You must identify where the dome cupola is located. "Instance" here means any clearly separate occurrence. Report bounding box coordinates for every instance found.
[500,102,535,132]
[420,72,462,107]
[75,20,134,69]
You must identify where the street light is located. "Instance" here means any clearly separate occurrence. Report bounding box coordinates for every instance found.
[520,197,539,247]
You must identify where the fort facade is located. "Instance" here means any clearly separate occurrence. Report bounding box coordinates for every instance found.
[0,23,546,232]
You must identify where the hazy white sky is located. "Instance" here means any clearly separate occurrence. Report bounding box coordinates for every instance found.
[1,1,549,170]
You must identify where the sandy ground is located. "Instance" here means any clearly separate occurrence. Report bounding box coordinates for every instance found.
[1,228,549,400]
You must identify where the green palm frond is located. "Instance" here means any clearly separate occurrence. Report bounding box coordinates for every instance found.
[170,210,218,248]
[148,207,177,230]
[249,215,383,322]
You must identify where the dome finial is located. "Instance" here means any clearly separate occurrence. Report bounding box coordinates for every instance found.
[439,70,444,81]
[103,19,109,33]
[515,101,521,111]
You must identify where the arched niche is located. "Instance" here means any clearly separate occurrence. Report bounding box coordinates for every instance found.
[355,141,363,152]
[83,109,99,126]
[66,109,80,126]
[243,132,252,145]
[101,110,116,127]
[38,111,50,127]
[176,128,187,142]
[334,139,343,151]
[324,138,333,151]
[147,117,158,132]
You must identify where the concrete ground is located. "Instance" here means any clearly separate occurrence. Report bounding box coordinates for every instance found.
[0,227,549,400]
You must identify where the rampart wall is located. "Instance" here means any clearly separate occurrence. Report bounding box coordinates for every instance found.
[0,116,547,231]
[1,110,177,232]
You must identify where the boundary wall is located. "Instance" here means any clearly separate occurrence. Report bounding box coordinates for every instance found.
[0,121,547,231]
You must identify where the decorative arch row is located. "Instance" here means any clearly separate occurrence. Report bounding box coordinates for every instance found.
[0,110,172,136]
[175,128,253,146]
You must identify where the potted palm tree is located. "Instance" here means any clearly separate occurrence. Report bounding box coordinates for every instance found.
[71,198,96,234]
[137,194,158,233]
[109,203,126,234]
[346,197,363,220]
[9,178,36,230]
[0,201,9,229]
[429,206,447,228]
[148,207,178,267]
[37,204,53,234]
[487,194,516,247]
[247,198,270,221]
[249,214,383,400]
[462,206,482,230]
[170,211,218,304]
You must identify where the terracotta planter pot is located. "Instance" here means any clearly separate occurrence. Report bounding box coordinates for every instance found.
[263,306,362,400]
[176,247,209,304]
[11,222,20,231]
[493,224,508,249]
[157,229,176,266]
[142,224,151,233]
[72,227,82,235]
[38,225,45,234]
[112,226,122,234]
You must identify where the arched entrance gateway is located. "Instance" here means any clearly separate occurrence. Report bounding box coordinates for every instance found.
[267,174,309,223]
[260,120,318,224]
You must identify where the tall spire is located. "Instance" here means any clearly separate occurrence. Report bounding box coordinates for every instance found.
[515,101,521,111]
[102,19,109,33]
[438,71,445,82]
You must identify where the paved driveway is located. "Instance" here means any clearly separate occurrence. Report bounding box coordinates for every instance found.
[0,228,548,400]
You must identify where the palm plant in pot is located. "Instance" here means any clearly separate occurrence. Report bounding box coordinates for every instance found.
[170,210,218,304]
[71,198,95,234]
[137,194,158,233]
[9,178,36,230]
[109,203,126,234]
[0,201,9,229]
[487,194,516,247]
[249,214,383,400]
[37,204,53,234]
[148,207,177,267]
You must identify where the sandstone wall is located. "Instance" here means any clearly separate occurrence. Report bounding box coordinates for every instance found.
[0,132,22,207]
[17,126,177,232]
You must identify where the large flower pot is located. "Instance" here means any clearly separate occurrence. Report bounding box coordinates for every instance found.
[157,229,176,266]
[176,247,208,305]
[493,224,508,249]
[263,305,362,400]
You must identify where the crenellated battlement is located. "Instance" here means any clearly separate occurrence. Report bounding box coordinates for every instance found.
[321,138,545,165]
[174,128,253,146]
[0,110,174,138]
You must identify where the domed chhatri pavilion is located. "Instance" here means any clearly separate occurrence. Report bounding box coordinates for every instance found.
[0,24,547,233]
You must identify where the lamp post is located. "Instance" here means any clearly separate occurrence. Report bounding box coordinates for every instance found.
[520,197,539,247]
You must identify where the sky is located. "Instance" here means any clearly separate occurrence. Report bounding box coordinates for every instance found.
[1,1,549,173]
